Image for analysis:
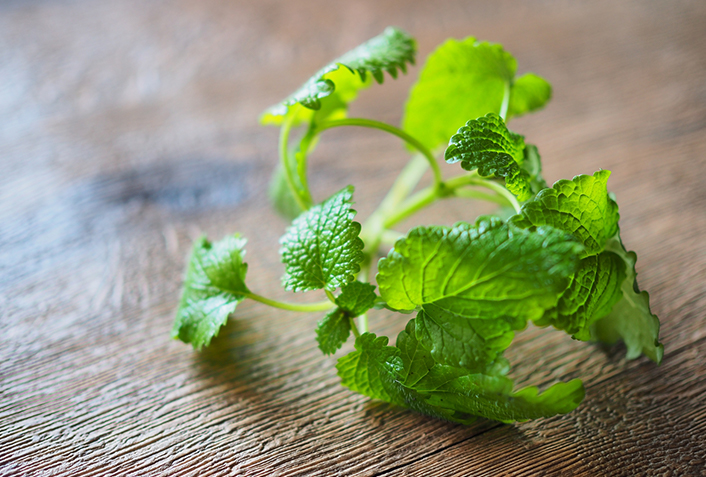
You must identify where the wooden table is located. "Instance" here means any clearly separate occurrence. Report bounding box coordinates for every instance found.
[2,1,705,475]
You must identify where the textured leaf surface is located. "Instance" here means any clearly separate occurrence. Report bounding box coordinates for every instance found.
[591,234,664,363]
[336,333,405,405]
[261,27,415,125]
[511,170,620,257]
[409,367,585,423]
[172,235,250,350]
[537,251,626,341]
[315,309,351,355]
[397,321,585,423]
[396,319,436,387]
[402,37,517,151]
[336,280,377,317]
[507,73,552,119]
[444,113,531,201]
[377,217,583,320]
[415,304,518,371]
[280,186,364,292]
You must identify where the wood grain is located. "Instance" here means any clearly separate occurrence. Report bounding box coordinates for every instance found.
[1,0,705,475]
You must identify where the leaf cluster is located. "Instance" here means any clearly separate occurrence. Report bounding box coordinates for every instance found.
[170,28,663,425]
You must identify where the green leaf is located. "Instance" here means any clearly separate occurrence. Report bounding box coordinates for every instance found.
[510,170,620,257]
[396,321,584,423]
[591,234,664,363]
[336,333,406,405]
[402,37,553,152]
[172,235,250,350]
[537,251,626,341]
[444,113,531,201]
[316,308,351,355]
[415,304,518,372]
[377,216,583,319]
[336,280,377,317]
[395,319,436,387]
[507,73,552,120]
[408,367,585,423]
[261,27,416,126]
[403,37,516,151]
[280,186,364,292]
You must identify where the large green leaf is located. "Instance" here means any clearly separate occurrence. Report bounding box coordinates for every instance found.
[377,217,583,319]
[261,27,416,126]
[537,251,626,341]
[402,37,551,151]
[172,235,250,350]
[444,113,531,201]
[377,217,582,371]
[591,234,664,363]
[511,170,620,257]
[280,186,364,292]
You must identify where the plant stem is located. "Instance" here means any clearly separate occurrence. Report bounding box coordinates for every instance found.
[315,118,444,189]
[325,289,337,303]
[357,314,368,334]
[244,292,334,312]
[499,81,511,120]
[361,154,429,260]
[279,113,311,211]
[383,186,439,228]
[350,317,361,338]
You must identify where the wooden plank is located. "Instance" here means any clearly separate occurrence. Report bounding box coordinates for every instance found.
[1,0,705,475]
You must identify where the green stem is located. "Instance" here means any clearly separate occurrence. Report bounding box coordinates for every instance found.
[315,118,443,189]
[325,289,337,303]
[381,173,521,229]
[245,292,334,312]
[361,154,429,259]
[499,81,511,120]
[445,174,521,213]
[279,113,311,211]
[357,314,368,334]
[383,186,439,228]
[350,317,361,338]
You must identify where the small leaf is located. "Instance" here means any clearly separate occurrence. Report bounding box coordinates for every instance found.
[336,280,377,317]
[261,27,416,126]
[172,235,250,350]
[280,186,364,292]
[507,73,552,120]
[591,233,664,363]
[336,333,406,405]
[403,37,517,151]
[510,170,620,257]
[316,309,351,355]
[444,113,531,201]
[537,251,626,341]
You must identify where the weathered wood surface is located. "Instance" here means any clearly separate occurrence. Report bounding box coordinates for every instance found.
[1,0,705,475]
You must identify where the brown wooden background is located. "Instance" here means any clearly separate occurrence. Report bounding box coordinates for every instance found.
[2,0,705,475]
